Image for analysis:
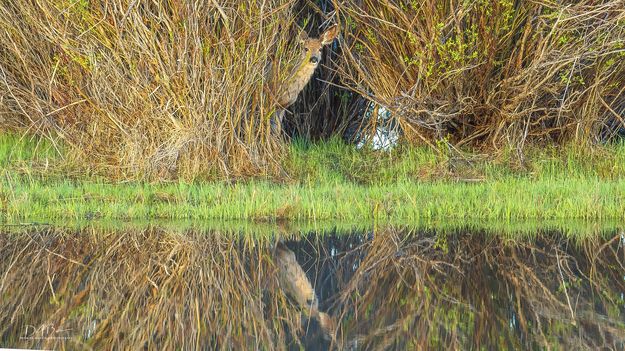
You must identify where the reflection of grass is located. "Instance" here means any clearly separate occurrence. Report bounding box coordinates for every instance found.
[3,219,620,242]
[2,133,625,223]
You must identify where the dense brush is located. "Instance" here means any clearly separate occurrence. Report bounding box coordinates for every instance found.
[337,0,625,150]
[0,0,307,179]
[1,1,624,180]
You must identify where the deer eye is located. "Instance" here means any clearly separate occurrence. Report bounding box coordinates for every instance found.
[304,47,309,52]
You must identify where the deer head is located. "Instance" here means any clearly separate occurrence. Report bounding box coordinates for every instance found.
[299,24,339,68]
[276,24,339,108]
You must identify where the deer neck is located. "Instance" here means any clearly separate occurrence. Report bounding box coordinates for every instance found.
[289,61,317,94]
[277,62,317,108]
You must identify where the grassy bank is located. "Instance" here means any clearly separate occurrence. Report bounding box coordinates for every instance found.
[1,133,625,223]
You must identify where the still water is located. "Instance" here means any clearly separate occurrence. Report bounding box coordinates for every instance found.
[0,225,623,350]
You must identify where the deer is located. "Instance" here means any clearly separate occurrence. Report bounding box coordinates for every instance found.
[270,24,339,133]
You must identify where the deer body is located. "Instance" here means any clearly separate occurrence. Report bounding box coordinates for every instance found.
[277,63,322,108]
[271,25,338,132]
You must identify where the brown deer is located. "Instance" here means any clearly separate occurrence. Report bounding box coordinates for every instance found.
[270,24,339,132]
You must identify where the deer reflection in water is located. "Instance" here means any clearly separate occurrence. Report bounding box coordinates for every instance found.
[274,242,335,341]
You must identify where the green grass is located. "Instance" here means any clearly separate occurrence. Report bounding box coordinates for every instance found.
[2,132,625,223]
[3,219,619,243]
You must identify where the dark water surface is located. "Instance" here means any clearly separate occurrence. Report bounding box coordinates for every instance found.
[0,225,624,350]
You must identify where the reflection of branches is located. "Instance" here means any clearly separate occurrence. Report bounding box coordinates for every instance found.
[493,235,625,349]
[0,227,623,350]
[331,228,625,350]
[0,228,311,350]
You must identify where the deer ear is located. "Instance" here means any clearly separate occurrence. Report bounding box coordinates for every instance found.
[298,30,309,44]
[321,24,339,45]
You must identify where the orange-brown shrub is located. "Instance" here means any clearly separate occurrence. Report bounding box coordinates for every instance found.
[337,0,625,150]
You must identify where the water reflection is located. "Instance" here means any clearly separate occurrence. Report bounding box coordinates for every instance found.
[0,226,623,350]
